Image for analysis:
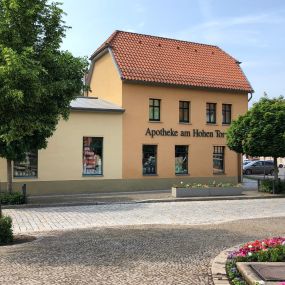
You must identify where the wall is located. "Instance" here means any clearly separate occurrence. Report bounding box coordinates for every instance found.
[0,110,123,194]
[122,83,248,181]
[89,51,122,105]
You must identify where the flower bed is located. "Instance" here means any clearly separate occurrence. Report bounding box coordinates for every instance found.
[226,237,285,285]
[172,181,243,197]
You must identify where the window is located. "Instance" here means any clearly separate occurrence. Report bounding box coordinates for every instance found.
[83,137,103,175]
[149,99,161,121]
[175,145,188,174]
[222,104,232,124]
[142,145,157,175]
[179,101,190,123]
[13,151,38,178]
[206,103,216,124]
[213,146,225,174]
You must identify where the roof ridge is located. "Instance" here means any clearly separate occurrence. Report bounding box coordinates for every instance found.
[115,30,219,48]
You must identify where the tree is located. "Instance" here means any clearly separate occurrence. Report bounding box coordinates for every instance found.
[227,96,285,182]
[0,0,88,193]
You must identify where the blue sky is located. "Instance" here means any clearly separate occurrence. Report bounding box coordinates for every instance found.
[60,0,285,104]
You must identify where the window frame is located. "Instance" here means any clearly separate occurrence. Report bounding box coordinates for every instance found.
[179,101,190,123]
[149,98,161,121]
[142,144,157,175]
[82,137,104,176]
[13,151,38,178]
[206,103,217,124]
[213,146,225,174]
[222,104,232,124]
[175,145,189,175]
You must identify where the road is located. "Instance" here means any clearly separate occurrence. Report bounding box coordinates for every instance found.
[3,198,285,234]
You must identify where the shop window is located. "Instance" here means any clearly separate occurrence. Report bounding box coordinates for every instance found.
[206,103,216,124]
[175,145,188,174]
[83,137,103,175]
[222,104,232,124]
[213,146,225,174]
[179,101,190,123]
[13,151,38,178]
[142,145,157,175]
[149,99,161,121]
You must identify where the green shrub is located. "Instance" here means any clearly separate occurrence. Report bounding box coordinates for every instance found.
[259,180,285,194]
[0,216,13,244]
[0,192,25,205]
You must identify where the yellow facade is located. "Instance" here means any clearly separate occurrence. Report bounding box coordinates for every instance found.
[89,51,248,183]
[121,83,247,180]
[0,110,123,189]
[89,51,122,106]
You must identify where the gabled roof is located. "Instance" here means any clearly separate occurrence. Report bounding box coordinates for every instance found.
[70,97,124,113]
[90,31,253,93]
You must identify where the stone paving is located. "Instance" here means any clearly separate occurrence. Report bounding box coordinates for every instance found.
[0,217,284,285]
[3,198,285,234]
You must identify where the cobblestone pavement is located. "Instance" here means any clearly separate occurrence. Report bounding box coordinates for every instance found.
[0,217,284,285]
[3,198,285,234]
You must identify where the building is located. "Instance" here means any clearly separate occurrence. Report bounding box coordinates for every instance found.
[0,31,253,195]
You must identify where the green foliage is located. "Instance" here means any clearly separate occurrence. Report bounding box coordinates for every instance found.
[226,245,285,285]
[0,0,88,162]
[235,245,285,263]
[0,192,25,204]
[0,215,13,244]
[259,180,285,194]
[173,181,238,188]
[226,96,285,158]
[226,261,247,285]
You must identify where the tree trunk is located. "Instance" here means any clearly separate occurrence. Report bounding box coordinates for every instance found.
[6,159,12,194]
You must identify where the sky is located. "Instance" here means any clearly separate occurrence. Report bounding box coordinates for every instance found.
[60,0,285,104]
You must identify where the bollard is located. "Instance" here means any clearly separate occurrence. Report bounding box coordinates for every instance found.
[272,180,275,195]
[257,179,260,191]
[22,184,27,204]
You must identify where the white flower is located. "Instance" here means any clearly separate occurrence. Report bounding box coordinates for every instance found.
[248,252,253,256]
[248,245,253,248]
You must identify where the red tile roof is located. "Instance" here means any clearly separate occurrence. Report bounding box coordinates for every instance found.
[90,31,253,93]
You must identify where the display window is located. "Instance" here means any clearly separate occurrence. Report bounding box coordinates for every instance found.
[175,145,188,174]
[13,151,38,178]
[83,137,103,175]
[213,146,225,174]
[142,145,157,175]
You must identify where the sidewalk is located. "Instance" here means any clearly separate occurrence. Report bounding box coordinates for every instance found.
[3,187,285,209]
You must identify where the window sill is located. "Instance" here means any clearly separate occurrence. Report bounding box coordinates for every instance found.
[143,174,158,176]
[13,176,38,179]
[82,174,104,177]
[222,123,231,126]
[206,123,218,126]
[179,122,191,125]
[213,172,226,175]
[148,121,162,123]
[175,173,189,176]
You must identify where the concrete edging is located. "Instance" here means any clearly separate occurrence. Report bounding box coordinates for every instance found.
[211,245,240,285]
[2,193,285,209]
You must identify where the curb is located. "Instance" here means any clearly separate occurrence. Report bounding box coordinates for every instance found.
[2,194,285,209]
[211,245,240,285]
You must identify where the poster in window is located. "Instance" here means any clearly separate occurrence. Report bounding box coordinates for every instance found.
[83,137,103,175]
[13,151,38,177]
